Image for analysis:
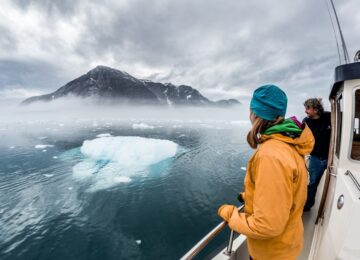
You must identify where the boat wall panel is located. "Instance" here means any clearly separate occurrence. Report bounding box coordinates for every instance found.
[316,168,356,260]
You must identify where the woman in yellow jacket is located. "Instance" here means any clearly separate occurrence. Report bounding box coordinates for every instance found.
[218,85,314,260]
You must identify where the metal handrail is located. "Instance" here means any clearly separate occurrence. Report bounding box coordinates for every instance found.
[180,205,244,260]
[345,170,360,191]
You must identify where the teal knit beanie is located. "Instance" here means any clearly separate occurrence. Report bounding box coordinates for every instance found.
[250,84,287,121]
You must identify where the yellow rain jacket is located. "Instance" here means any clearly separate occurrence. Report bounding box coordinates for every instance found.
[218,125,314,260]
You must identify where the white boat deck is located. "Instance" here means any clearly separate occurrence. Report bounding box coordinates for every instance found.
[299,172,325,260]
[299,203,318,259]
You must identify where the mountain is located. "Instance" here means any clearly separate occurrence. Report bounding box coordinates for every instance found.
[215,99,241,107]
[21,65,240,107]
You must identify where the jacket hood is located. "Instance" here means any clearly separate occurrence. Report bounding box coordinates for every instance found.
[263,118,302,136]
[260,124,314,156]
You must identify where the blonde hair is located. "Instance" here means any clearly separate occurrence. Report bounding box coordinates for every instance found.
[247,113,284,149]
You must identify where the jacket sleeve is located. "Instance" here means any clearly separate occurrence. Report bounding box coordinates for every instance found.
[228,154,293,239]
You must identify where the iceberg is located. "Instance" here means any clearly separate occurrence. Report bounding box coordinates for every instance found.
[35,144,54,149]
[73,136,178,191]
[132,123,155,129]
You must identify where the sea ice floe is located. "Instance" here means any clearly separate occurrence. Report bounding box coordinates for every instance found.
[35,144,54,149]
[132,123,155,129]
[44,174,54,178]
[241,167,246,171]
[136,240,141,245]
[73,136,178,192]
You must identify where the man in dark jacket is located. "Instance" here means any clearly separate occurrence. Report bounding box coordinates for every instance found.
[303,98,331,211]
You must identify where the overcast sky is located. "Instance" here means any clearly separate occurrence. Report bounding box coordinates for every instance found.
[0,0,359,111]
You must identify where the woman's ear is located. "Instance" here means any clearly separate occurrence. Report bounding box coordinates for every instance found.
[250,111,257,124]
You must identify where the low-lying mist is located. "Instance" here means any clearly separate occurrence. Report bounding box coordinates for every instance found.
[1,97,248,124]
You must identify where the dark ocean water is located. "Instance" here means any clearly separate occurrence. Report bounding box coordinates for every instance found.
[0,119,252,260]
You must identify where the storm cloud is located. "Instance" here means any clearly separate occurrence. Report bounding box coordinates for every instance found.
[0,0,359,110]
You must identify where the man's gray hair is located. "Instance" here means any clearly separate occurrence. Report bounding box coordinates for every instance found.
[304,98,324,115]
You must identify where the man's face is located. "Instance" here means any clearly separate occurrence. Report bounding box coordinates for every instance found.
[305,106,319,119]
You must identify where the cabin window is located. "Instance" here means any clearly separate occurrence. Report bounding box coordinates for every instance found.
[335,94,343,157]
[351,89,360,160]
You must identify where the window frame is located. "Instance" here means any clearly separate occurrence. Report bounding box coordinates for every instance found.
[335,92,343,158]
[349,86,360,162]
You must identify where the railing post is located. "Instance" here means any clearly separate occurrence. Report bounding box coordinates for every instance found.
[224,229,235,256]
[180,205,244,260]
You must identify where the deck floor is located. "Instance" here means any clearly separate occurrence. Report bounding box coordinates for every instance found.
[299,172,325,260]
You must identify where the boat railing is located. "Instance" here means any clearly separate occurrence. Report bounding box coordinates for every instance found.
[180,205,244,260]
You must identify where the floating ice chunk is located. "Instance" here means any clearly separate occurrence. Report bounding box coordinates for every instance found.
[96,133,112,138]
[44,174,54,178]
[53,156,58,159]
[9,146,15,149]
[136,240,141,245]
[68,187,73,190]
[42,149,47,152]
[73,136,178,191]
[241,167,246,171]
[132,123,155,129]
[35,144,54,149]
[81,136,177,166]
